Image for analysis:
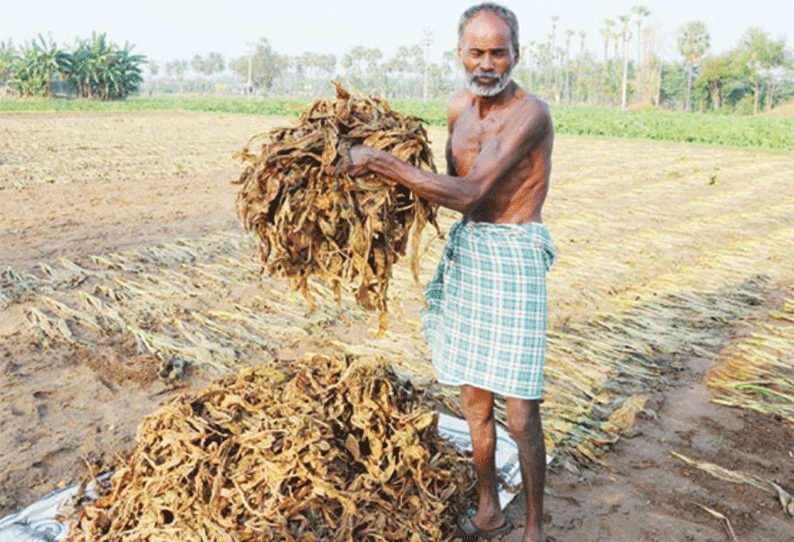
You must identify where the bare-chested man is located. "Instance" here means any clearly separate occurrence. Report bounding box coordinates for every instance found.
[349,4,555,541]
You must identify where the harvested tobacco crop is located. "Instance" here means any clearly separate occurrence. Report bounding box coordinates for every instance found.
[66,353,476,542]
[233,82,439,332]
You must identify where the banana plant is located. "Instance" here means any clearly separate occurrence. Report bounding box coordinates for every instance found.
[0,39,19,84]
[9,34,70,97]
[66,32,146,99]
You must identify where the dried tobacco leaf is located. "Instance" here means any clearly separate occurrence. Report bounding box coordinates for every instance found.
[66,353,476,542]
[233,82,439,333]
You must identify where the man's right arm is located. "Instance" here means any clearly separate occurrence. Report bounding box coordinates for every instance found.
[348,93,551,214]
[445,136,457,177]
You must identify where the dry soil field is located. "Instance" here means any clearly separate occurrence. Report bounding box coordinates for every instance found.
[1,110,793,542]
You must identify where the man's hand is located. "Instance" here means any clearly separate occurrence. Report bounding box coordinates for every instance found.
[348,145,373,176]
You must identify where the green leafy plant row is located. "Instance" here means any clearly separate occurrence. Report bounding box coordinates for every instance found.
[0,95,306,115]
[550,105,794,152]
[2,96,792,151]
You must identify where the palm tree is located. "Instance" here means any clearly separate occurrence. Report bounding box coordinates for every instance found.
[550,15,559,47]
[564,29,574,101]
[677,21,710,112]
[600,19,615,103]
[632,5,651,67]
[618,15,632,110]
[549,16,560,101]
[421,29,434,101]
[577,31,587,101]
[601,19,615,66]
[612,30,621,62]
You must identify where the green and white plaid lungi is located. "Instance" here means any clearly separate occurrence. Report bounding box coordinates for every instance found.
[422,220,556,399]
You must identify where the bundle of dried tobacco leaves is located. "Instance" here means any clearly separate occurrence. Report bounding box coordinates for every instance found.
[66,353,475,542]
[233,82,439,332]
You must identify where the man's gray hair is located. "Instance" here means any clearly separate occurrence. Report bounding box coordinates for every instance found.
[458,3,519,56]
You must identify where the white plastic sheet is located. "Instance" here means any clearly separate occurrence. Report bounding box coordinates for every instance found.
[0,481,99,542]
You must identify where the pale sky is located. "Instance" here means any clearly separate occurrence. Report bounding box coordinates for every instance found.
[3,0,792,66]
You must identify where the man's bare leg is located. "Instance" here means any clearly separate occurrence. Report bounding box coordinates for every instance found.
[459,385,507,531]
[505,397,545,542]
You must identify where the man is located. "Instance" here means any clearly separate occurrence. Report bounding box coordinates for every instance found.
[349,4,555,541]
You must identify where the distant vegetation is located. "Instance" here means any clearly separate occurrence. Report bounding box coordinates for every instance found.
[0,33,145,100]
[1,8,793,114]
[551,105,794,151]
[0,95,305,115]
[2,95,792,151]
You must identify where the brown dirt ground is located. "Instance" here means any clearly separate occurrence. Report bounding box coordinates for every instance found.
[1,110,793,542]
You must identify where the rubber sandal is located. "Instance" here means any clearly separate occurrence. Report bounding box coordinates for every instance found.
[457,515,513,540]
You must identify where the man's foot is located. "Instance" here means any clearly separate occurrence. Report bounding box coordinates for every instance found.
[457,515,513,540]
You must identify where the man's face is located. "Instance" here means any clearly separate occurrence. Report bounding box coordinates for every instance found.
[457,11,516,97]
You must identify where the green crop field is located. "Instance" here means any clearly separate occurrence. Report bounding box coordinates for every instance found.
[3,95,793,151]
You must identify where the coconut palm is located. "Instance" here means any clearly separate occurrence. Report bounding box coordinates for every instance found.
[619,15,632,110]
[564,29,574,101]
[632,5,651,67]
[576,31,587,101]
[599,20,614,102]
[677,21,710,112]
[549,16,560,100]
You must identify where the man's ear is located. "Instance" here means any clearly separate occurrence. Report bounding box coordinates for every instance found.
[456,44,463,62]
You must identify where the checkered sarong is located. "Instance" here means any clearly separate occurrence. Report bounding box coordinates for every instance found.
[422,220,556,399]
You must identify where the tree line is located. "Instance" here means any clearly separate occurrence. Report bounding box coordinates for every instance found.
[531,11,792,115]
[150,9,793,115]
[0,32,145,100]
[2,9,792,114]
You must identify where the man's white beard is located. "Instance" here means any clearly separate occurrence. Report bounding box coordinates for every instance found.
[466,67,513,97]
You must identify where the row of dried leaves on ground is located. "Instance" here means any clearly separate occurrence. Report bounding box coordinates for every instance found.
[66,352,475,541]
[234,82,439,333]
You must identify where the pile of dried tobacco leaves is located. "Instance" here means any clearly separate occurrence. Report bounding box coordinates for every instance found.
[66,353,475,542]
[233,82,439,332]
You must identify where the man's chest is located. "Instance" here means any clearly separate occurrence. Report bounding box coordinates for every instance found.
[449,112,506,176]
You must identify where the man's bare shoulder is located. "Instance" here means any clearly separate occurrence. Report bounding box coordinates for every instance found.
[447,89,473,131]
[510,92,553,136]
[514,91,552,121]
